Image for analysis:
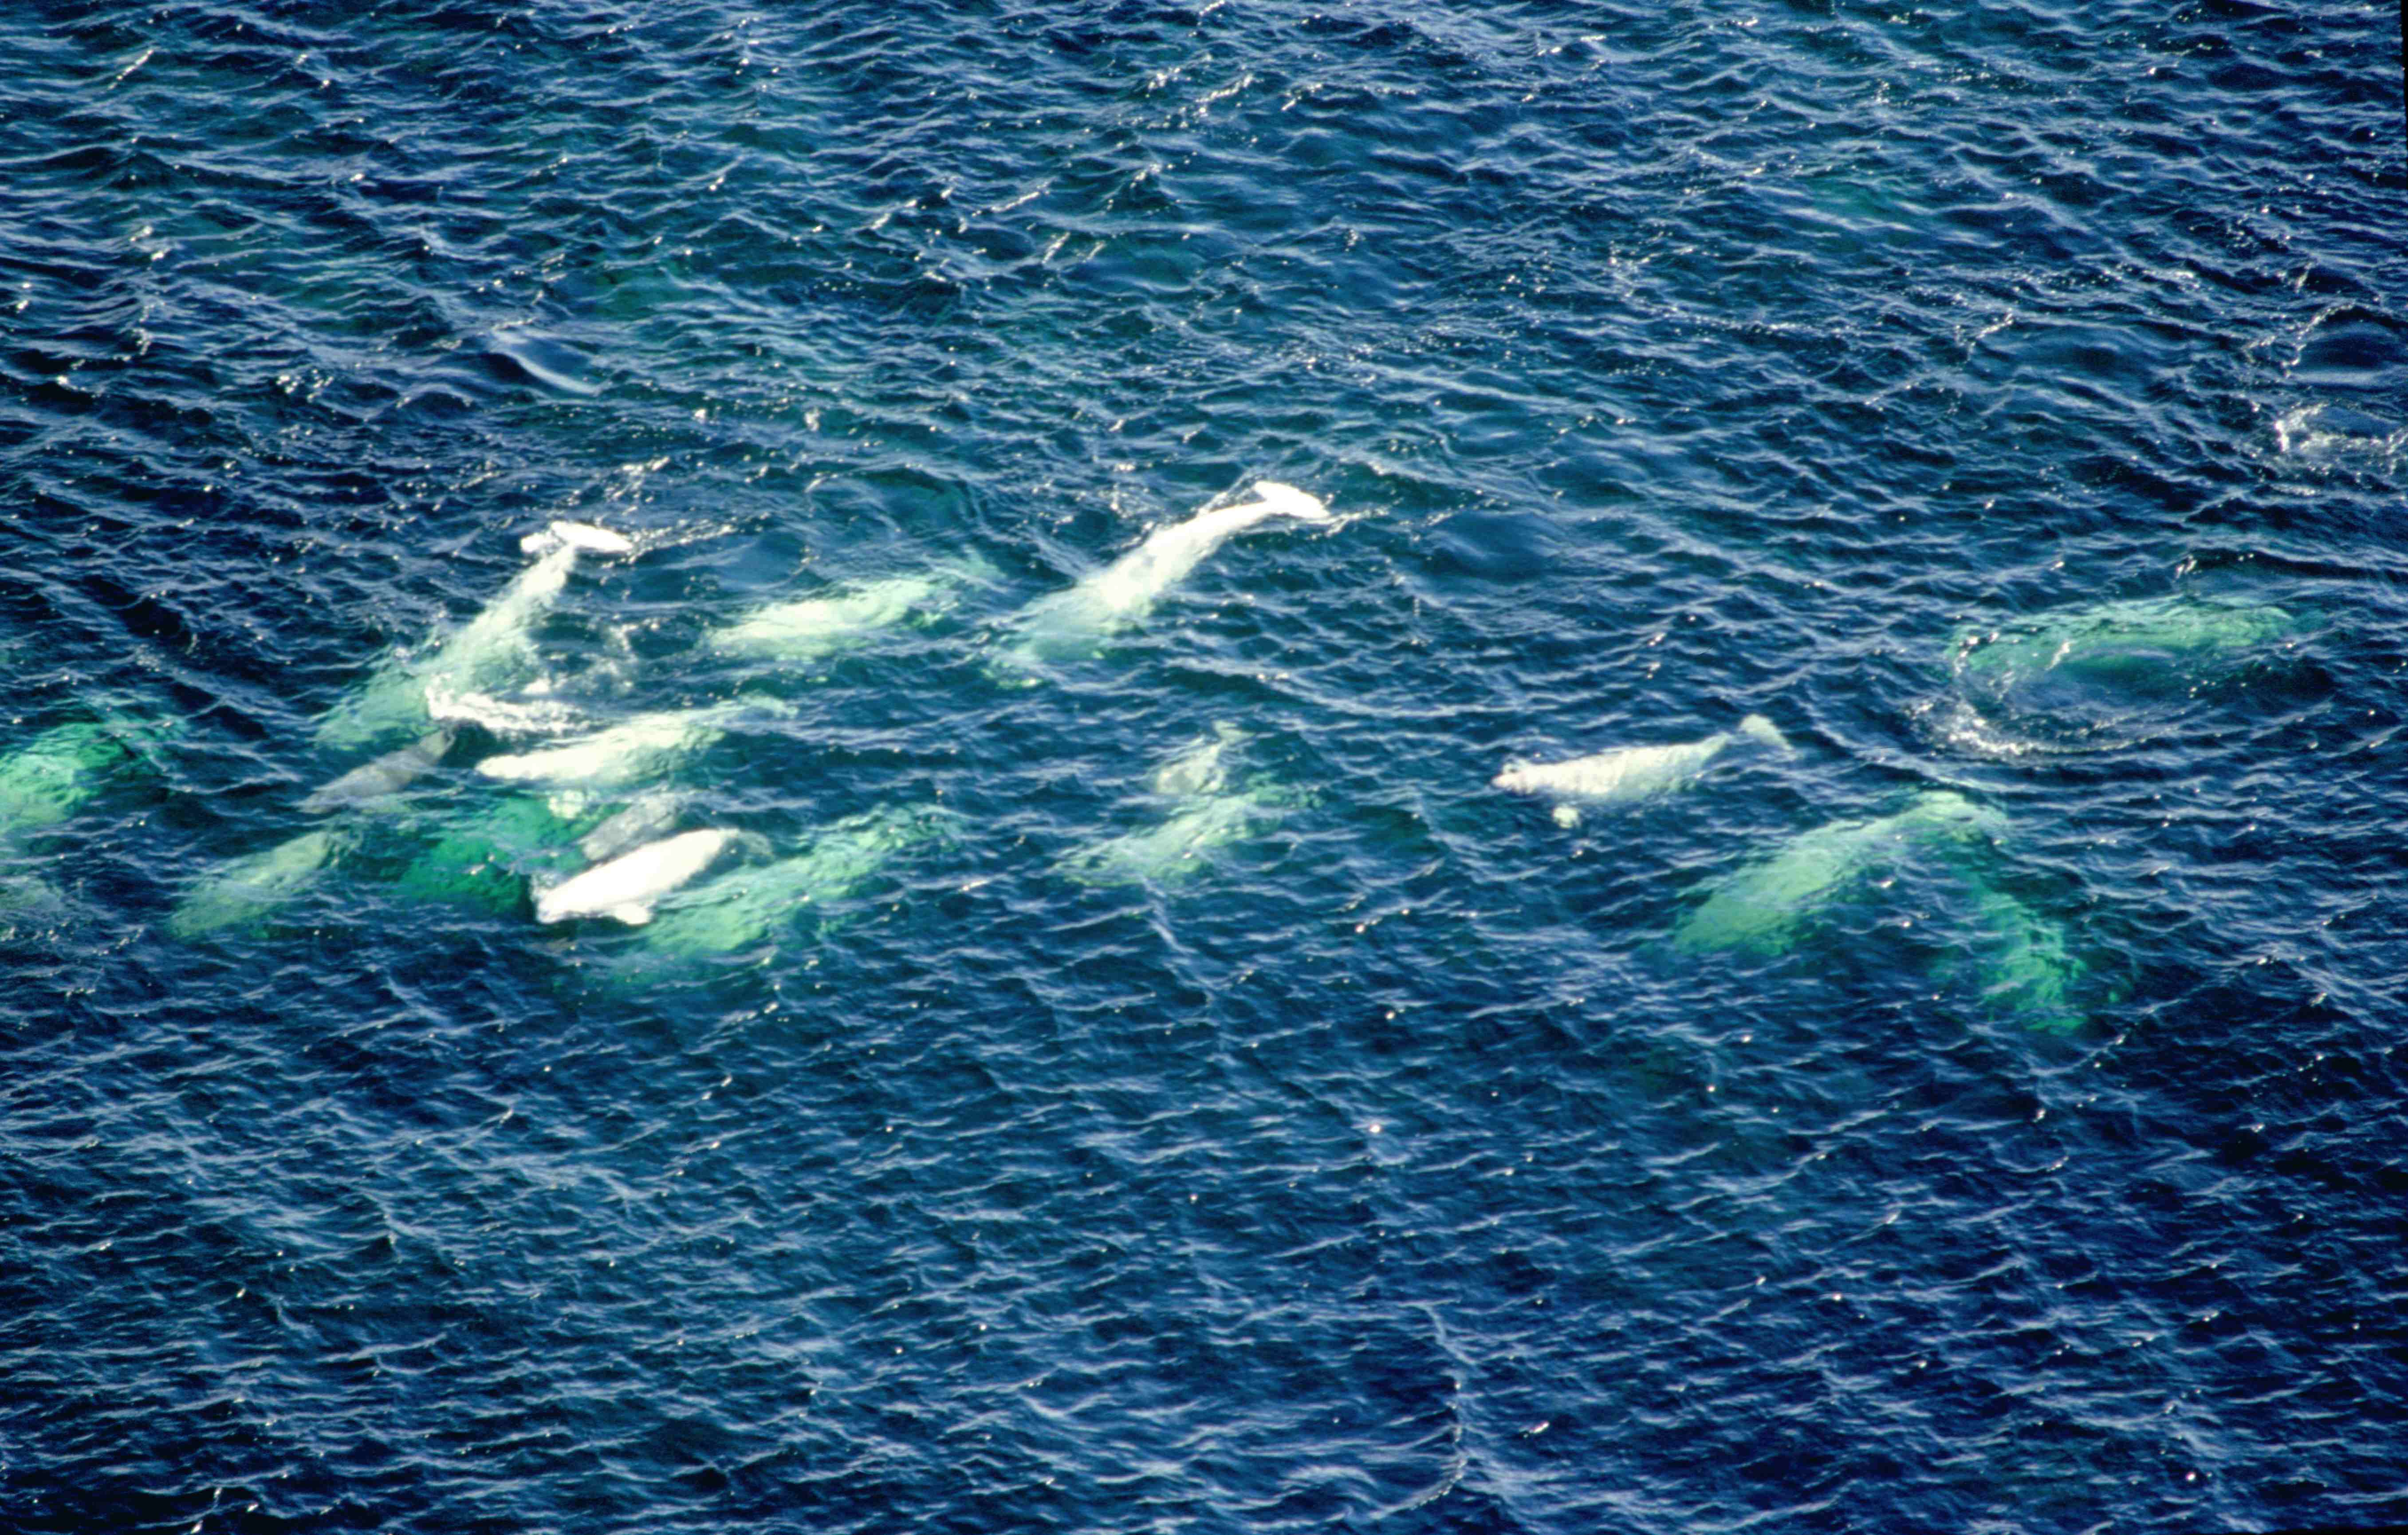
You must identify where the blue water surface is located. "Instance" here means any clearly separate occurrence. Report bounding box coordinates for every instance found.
[4,1,2405,1530]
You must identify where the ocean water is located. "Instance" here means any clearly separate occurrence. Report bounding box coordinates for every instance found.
[4,0,2404,1529]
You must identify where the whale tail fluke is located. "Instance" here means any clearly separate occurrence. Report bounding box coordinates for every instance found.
[1738,714,1791,754]
[1246,481,1334,525]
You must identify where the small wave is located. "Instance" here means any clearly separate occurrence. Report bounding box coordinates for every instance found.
[2273,402,2405,469]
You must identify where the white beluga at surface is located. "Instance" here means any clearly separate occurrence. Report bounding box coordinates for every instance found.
[534,828,736,926]
[424,683,589,740]
[1495,714,1790,826]
[315,521,634,749]
[527,521,637,559]
[998,482,1334,673]
[473,699,783,789]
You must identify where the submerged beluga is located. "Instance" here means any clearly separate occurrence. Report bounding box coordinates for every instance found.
[997,482,1335,674]
[707,559,995,666]
[0,718,173,841]
[1495,714,1790,826]
[1930,593,2305,757]
[300,730,453,813]
[0,716,173,932]
[391,791,611,913]
[1672,789,2089,1032]
[638,805,948,958]
[1675,791,2004,956]
[1057,725,1289,886]
[314,520,633,749]
[1952,596,2297,693]
[169,826,353,938]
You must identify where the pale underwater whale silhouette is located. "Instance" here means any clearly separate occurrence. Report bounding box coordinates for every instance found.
[707,558,999,666]
[1673,789,2088,1031]
[169,826,353,938]
[388,790,626,913]
[0,718,173,840]
[638,805,949,957]
[1495,714,1790,826]
[1951,596,2297,697]
[1057,794,1279,886]
[301,730,454,813]
[1675,790,2003,956]
[997,482,1335,673]
[1057,726,1289,886]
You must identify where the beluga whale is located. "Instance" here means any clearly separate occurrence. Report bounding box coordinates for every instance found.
[300,730,454,813]
[638,805,949,957]
[1056,726,1290,886]
[996,482,1334,675]
[390,791,614,913]
[314,520,633,749]
[708,558,998,667]
[1674,790,2004,956]
[1495,714,1790,826]
[0,717,173,841]
[1930,592,2305,757]
[472,699,787,790]
[1952,596,2297,694]
[534,828,737,926]
[169,826,353,938]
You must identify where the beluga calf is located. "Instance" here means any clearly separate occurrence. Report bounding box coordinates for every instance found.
[300,730,453,813]
[1495,714,1790,826]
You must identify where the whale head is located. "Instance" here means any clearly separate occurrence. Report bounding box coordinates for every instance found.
[519,520,635,558]
[1247,482,1334,524]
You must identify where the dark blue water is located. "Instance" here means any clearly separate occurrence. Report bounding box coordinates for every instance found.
[5,1,2405,1530]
